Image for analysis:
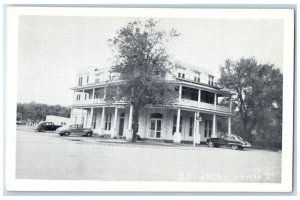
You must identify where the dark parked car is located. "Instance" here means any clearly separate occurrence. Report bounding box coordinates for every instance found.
[55,124,93,137]
[206,134,251,150]
[35,121,62,132]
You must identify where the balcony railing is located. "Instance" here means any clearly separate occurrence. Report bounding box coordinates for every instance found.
[178,98,231,113]
[73,97,231,113]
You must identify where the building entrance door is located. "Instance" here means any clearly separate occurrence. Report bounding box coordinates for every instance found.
[150,119,162,138]
[119,113,125,136]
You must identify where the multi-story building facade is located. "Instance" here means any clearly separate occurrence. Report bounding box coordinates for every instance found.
[71,63,233,144]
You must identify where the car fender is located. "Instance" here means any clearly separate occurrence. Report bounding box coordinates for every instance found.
[228,142,242,146]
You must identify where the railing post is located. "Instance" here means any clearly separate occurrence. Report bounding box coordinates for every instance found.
[229,97,232,114]
[214,93,217,110]
[92,88,95,99]
[178,85,182,102]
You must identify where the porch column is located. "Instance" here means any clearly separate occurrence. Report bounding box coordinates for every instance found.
[174,108,181,143]
[126,104,133,140]
[178,85,182,102]
[73,91,75,102]
[89,107,94,128]
[79,108,83,126]
[211,114,217,138]
[99,107,106,136]
[228,116,232,135]
[70,107,74,124]
[112,106,119,139]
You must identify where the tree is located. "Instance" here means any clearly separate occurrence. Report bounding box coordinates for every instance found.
[17,102,71,124]
[218,57,283,147]
[107,19,179,142]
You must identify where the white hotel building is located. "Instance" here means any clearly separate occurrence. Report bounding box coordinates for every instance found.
[71,63,233,144]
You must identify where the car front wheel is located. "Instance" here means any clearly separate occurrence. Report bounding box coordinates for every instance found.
[87,132,92,137]
[208,141,215,147]
[231,145,238,150]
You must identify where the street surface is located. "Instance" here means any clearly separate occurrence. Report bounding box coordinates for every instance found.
[16,126,281,182]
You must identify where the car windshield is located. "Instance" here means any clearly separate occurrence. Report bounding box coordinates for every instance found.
[237,136,244,140]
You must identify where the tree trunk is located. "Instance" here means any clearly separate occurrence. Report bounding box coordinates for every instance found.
[132,106,139,142]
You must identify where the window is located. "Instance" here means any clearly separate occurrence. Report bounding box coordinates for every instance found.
[76,94,81,101]
[198,77,200,83]
[204,119,212,137]
[94,88,105,99]
[81,117,84,126]
[85,93,88,100]
[194,77,197,82]
[182,87,198,101]
[208,76,214,86]
[95,75,99,83]
[131,120,139,132]
[201,90,215,104]
[178,72,181,78]
[78,77,83,86]
[150,113,163,138]
[105,113,112,130]
[189,117,194,136]
[172,115,183,135]
[86,75,89,83]
[182,73,185,78]
[150,113,163,118]
[89,92,93,99]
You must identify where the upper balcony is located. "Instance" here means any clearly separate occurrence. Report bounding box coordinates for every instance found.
[72,83,232,115]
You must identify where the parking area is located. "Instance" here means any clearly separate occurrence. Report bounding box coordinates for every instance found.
[15,126,281,182]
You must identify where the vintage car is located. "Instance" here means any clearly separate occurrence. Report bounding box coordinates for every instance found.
[35,121,62,132]
[206,134,251,150]
[55,124,93,137]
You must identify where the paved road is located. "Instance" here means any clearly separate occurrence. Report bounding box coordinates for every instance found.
[16,126,281,182]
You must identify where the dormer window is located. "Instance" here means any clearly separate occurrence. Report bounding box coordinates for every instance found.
[208,76,214,86]
[78,77,83,86]
[178,72,181,78]
[95,75,99,83]
[182,73,185,79]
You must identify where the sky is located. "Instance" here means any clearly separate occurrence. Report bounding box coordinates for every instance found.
[17,16,283,106]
